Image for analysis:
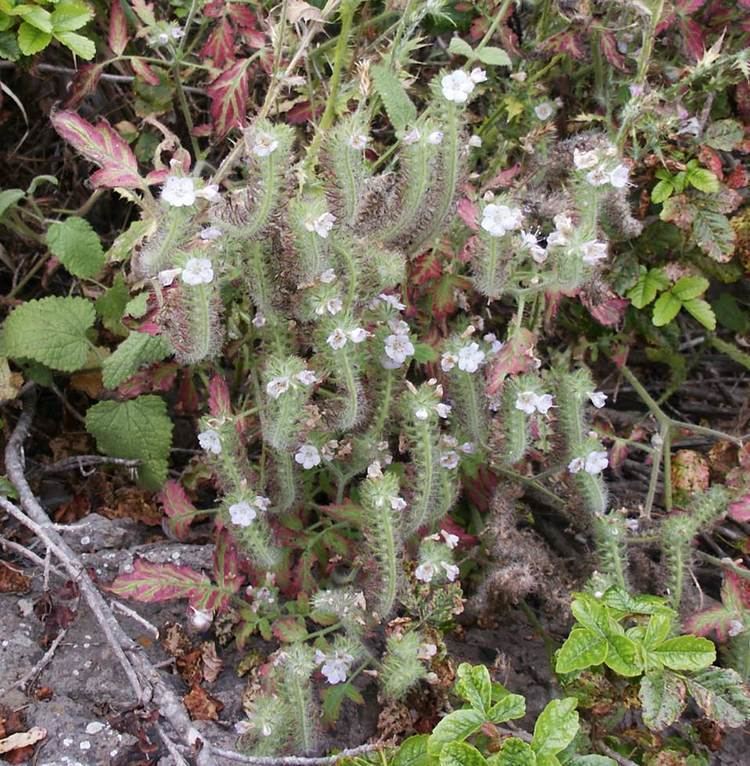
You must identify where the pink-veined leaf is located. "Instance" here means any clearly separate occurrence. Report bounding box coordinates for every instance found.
[207,58,252,139]
[485,328,538,396]
[63,63,104,109]
[681,17,705,61]
[677,0,708,12]
[200,17,236,68]
[208,375,232,417]
[108,0,128,56]
[106,558,229,611]
[131,57,160,86]
[131,0,156,26]
[600,31,628,72]
[457,198,478,230]
[51,109,145,189]
[160,480,198,541]
[213,530,244,599]
[728,493,750,523]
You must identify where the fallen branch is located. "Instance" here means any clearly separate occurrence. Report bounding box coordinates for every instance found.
[0,628,67,696]
[209,743,383,765]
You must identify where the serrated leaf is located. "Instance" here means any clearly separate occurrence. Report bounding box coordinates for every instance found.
[652,635,716,671]
[102,331,171,389]
[392,735,431,766]
[17,22,52,54]
[477,46,511,67]
[12,4,52,32]
[532,698,579,758]
[652,291,682,326]
[555,627,608,674]
[2,296,94,372]
[643,612,673,649]
[455,662,492,713]
[160,480,198,541]
[108,0,128,55]
[125,292,149,318]
[95,273,130,335]
[0,31,21,61]
[55,30,95,59]
[448,36,473,58]
[106,217,156,262]
[627,268,668,309]
[85,394,173,488]
[371,63,417,132]
[692,207,736,262]
[47,216,105,278]
[321,681,364,725]
[428,709,485,756]
[568,757,616,766]
[682,298,716,330]
[489,738,536,766]
[604,633,642,677]
[440,742,487,766]
[488,692,526,724]
[686,168,719,194]
[639,670,687,730]
[51,1,94,32]
[651,179,674,204]
[207,58,251,139]
[704,119,744,151]
[0,189,24,218]
[671,275,709,301]
[686,667,750,728]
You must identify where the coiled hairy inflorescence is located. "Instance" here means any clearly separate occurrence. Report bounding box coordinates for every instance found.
[498,373,548,465]
[591,513,629,593]
[132,207,194,279]
[380,629,429,700]
[661,486,729,610]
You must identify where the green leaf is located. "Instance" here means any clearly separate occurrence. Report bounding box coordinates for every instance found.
[0,30,21,61]
[428,709,485,756]
[555,627,608,674]
[652,291,682,327]
[531,698,579,758]
[488,693,526,724]
[686,168,720,194]
[413,341,438,363]
[670,275,709,301]
[601,588,672,617]
[686,667,750,728]
[102,332,171,389]
[627,268,669,309]
[11,4,52,32]
[46,216,105,278]
[441,742,487,766]
[50,1,94,32]
[639,670,687,731]
[392,735,432,766]
[568,758,617,766]
[476,46,511,67]
[652,635,716,671]
[85,395,173,489]
[54,30,95,59]
[682,298,716,330]
[17,21,52,54]
[0,189,24,218]
[642,612,674,649]
[448,36,474,58]
[704,119,744,151]
[106,217,156,262]
[604,633,642,677]
[2,296,95,372]
[95,273,130,335]
[651,179,674,204]
[488,738,536,766]
[570,593,608,634]
[455,663,492,713]
[712,294,750,333]
[321,681,363,725]
[692,206,736,262]
[125,292,149,319]
[371,63,417,132]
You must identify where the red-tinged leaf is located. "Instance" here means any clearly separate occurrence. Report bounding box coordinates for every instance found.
[204,0,225,18]
[131,0,156,25]
[239,26,266,49]
[698,146,724,179]
[208,375,232,417]
[609,439,630,474]
[131,57,160,86]
[457,197,478,230]
[677,0,707,12]
[213,530,244,601]
[600,31,628,72]
[484,163,521,190]
[145,115,192,172]
[741,0,750,8]
[286,100,321,125]
[272,616,308,643]
[728,493,750,522]
[228,3,260,29]
[726,569,750,609]
[207,59,252,139]
[656,13,678,34]
[681,17,705,61]
[726,165,748,189]
[106,558,225,610]
[51,109,145,189]
[580,284,629,327]
[176,369,199,414]
[108,0,128,56]
[459,234,479,263]
[485,328,538,396]
[199,17,236,68]
[145,168,170,185]
[440,517,478,549]
[410,251,442,286]
[63,63,103,109]
[118,362,179,397]
[160,480,198,541]
[544,32,585,60]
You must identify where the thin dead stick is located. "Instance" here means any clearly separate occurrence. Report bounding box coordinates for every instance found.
[32,455,140,477]
[111,599,160,640]
[209,743,383,765]
[0,535,66,577]
[599,743,639,766]
[156,722,191,766]
[0,629,67,696]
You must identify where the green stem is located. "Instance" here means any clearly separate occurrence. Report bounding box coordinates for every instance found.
[469,0,515,64]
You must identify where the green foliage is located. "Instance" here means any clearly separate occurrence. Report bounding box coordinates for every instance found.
[102,331,172,389]
[46,216,105,278]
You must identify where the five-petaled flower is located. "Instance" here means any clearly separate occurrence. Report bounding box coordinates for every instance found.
[267,376,291,399]
[384,333,415,366]
[481,203,523,237]
[252,133,279,157]
[305,212,336,239]
[182,258,214,286]
[295,444,321,469]
[198,429,222,455]
[515,391,555,415]
[457,343,485,373]
[441,70,476,103]
[229,501,257,527]
[315,649,354,684]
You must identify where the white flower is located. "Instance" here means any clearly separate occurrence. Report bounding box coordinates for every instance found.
[573,148,600,170]
[380,293,406,311]
[415,562,436,582]
[161,175,196,207]
[534,101,555,121]
[384,334,415,365]
[390,496,407,511]
[157,32,169,45]
[170,25,184,39]
[441,352,458,372]
[460,442,476,454]
[188,606,213,631]
[348,133,369,150]
[427,130,444,145]
[468,134,482,148]
[441,70,476,103]
[254,495,271,511]
[554,213,574,234]
[435,403,452,419]
[403,127,421,145]
[388,318,410,335]
[305,212,336,239]
[295,370,317,386]
[515,391,538,415]
[367,460,383,479]
[182,257,214,286]
[252,132,279,157]
[327,328,348,350]
[441,451,459,469]
[568,456,585,474]
[252,313,266,328]
[440,530,459,549]
[535,393,554,415]
[546,230,568,248]
[415,407,429,421]
[266,376,291,399]
[320,268,337,284]
[316,650,354,684]
[349,328,369,343]
[442,562,460,581]
[198,184,220,202]
[586,166,611,186]
[588,391,607,408]
[200,226,223,240]
[316,297,343,316]
[520,231,547,264]
[457,342,485,373]
[198,429,222,455]
[469,67,487,83]
[229,501,257,527]
[581,240,608,265]
[481,204,523,237]
[609,163,629,189]
[417,643,438,660]
[483,333,503,353]
[295,444,321,470]
[584,450,609,475]
[158,268,181,286]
